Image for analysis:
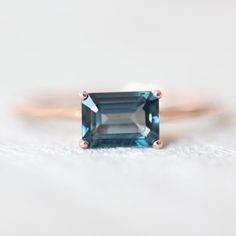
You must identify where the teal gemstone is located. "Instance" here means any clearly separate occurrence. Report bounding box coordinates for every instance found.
[82,91,160,148]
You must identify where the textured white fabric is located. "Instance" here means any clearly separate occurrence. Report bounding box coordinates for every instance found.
[0,89,236,236]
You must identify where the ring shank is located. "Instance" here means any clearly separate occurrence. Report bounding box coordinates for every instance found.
[15,90,223,122]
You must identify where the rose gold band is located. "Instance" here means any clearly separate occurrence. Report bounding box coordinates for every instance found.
[15,90,223,122]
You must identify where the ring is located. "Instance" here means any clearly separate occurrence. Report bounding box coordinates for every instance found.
[16,88,223,149]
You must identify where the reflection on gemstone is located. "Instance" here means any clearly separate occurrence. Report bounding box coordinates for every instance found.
[82,91,160,148]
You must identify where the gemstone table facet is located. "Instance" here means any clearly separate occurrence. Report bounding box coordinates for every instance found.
[81,91,160,148]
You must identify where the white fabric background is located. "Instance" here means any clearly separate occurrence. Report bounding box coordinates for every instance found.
[0,1,236,235]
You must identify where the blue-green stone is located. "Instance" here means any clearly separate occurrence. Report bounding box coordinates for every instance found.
[82,91,160,148]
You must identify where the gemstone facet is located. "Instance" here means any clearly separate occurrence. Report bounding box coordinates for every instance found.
[81,91,160,148]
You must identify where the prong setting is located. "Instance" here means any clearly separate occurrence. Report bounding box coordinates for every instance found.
[81,91,160,148]
[80,139,89,149]
[152,140,163,149]
[152,90,162,99]
[79,91,88,101]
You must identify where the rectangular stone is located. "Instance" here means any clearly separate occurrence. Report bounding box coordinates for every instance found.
[81,91,160,148]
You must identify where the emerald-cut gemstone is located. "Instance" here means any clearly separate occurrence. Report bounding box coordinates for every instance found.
[81,91,160,148]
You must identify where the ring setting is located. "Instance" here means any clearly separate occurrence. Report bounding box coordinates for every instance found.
[80,90,162,149]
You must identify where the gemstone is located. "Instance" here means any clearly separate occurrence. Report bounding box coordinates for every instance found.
[81,91,160,148]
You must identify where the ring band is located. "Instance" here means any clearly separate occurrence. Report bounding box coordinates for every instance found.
[16,90,222,122]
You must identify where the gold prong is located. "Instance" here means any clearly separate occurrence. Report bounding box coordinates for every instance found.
[152,140,163,149]
[80,140,89,149]
[79,91,88,101]
[152,90,162,99]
